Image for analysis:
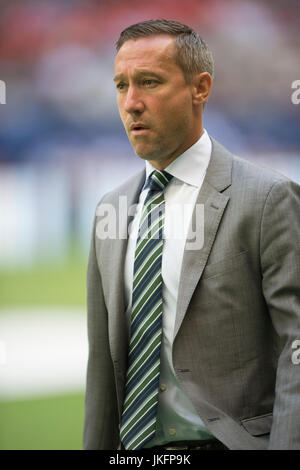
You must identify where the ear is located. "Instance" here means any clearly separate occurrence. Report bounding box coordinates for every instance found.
[191,72,212,106]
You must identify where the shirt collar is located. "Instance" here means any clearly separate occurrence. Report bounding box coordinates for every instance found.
[145,129,211,188]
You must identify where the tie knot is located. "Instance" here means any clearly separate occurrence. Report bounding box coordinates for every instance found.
[145,170,173,192]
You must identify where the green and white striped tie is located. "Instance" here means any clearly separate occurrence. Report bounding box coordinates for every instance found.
[120,169,173,450]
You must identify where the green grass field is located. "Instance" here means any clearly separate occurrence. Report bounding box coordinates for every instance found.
[0,249,88,449]
[0,251,87,308]
[0,393,85,450]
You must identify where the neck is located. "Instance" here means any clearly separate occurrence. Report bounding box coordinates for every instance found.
[148,128,204,170]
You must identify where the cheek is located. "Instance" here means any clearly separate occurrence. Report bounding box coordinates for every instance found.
[155,93,191,122]
[159,104,191,135]
[119,110,129,131]
[117,97,125,117]
[118,104,124,119]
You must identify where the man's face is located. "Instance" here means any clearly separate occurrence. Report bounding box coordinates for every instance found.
[114,35,200,168]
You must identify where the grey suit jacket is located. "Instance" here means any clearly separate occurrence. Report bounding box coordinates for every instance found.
[83,137,300,450]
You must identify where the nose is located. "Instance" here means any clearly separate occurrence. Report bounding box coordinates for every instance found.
[123,85,145,115]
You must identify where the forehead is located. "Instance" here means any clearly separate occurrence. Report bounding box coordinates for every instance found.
[114,35,178,75]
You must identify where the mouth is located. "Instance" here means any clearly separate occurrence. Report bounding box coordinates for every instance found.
[129,123,150,135]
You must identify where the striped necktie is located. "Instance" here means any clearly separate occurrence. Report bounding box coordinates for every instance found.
[120,169,173,450]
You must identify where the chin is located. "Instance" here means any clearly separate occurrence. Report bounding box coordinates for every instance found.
[134,148,157,161]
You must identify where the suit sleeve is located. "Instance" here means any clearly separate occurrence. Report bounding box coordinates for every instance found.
[260,179,300,449]
[83,209,119,449]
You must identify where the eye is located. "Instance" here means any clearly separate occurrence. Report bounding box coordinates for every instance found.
[116,82,127,91]
[143,79,158,87]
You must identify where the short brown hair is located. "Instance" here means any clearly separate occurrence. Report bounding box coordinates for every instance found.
[116,19,214,83]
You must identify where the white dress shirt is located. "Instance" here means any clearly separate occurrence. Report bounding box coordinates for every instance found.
[124,129,215,446]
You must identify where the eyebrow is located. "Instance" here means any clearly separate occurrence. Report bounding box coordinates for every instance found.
[113,70,164,82]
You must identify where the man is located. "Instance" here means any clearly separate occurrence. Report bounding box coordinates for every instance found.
[83,20,300,450]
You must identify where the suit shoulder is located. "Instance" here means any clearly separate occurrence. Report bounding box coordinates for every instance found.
[209,137,292,196]
[231,152,291,193]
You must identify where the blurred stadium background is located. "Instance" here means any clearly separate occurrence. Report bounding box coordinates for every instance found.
[0,0,299,450]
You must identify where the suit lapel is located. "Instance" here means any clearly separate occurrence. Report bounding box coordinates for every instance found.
[174,138,233,340]
[106,170,146,382]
